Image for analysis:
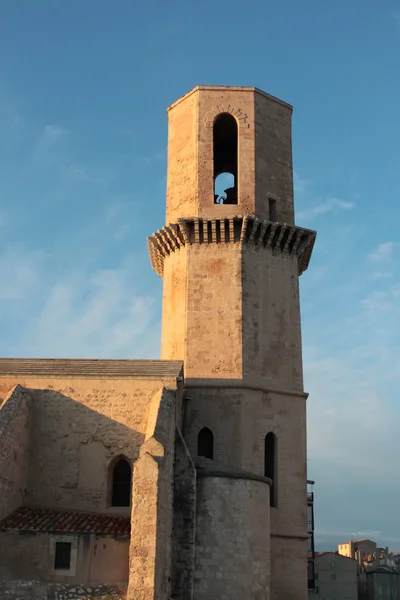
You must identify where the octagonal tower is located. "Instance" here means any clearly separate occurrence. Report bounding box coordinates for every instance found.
[148,85,316,600]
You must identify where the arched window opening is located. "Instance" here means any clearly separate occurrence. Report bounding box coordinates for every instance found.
[213,113,238,205]
[264,432,277,507]
[197,427,214,460]
[269,198,277,221]
[214,172,235,204]
[111,458,132,507]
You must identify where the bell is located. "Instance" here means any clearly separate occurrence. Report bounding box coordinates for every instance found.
[223,186,237,205]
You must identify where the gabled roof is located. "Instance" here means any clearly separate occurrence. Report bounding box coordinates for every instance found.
[0,358,183,380]
[0,505,130,535]
[316,551,357,562]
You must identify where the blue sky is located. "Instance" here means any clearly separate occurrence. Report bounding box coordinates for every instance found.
[1,0,400,551]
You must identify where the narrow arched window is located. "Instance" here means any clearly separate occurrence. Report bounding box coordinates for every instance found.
[264,432,277,507]
[213,113,238,205]
[197,427,214,460]
[111,458,131,507]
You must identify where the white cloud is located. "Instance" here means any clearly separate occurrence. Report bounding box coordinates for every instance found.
[305,252,400,549]
[306,337,400,549]
[0,245,44,301]
[104,200,130,224]
[30,124,71,173]
[297,197,355,221]
[27,124,106,192]
[113,223,131,242]
[294,171,356,224]
[0,211,8,229]
[20,257,161,359]
[0,87,24,153]
[142,151,166,166]
[294,172,313,196]
[369,241,399,263]
[360,285,400,312]
[43,124,70,142]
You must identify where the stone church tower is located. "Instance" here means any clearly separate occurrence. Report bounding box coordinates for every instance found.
[0,85,315,600]
[148,86,316,599]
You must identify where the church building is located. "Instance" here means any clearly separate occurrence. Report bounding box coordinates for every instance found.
[0,85,316,600]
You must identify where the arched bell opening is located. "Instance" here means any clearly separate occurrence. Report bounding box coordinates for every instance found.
[213,113,238,205]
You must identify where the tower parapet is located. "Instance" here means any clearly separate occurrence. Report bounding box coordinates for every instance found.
[148,215,315,279]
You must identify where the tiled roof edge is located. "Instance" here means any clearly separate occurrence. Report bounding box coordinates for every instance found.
[0,358,184,380]
[0,505,131,536]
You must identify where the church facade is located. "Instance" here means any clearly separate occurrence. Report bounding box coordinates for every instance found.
[0,85,316,600]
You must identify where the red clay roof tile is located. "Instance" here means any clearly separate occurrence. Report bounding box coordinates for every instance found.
[0,506,130,535]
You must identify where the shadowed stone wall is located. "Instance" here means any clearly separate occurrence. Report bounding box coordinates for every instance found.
[0,384,31,520]
[193,467,270,600]
[0,531,128,599]
[171,429,196,599]
[0,373,180,515]
[127,388,176,600]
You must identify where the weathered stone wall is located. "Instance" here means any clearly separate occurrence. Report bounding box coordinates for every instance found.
[163,243,243,379]
[0,580,126,599]
[161,241,303,387]
[184,385,308,599]
[0,384,31,520]
[193,474,270,599]
[166,88,198,223]
[242,245,303,389]
[270,535,308,600]
[171,429,196,600]
[254,91,294,224]
[127,388,176,600]
[161,248,188,363]
[184,387,307,536]
[0,531,128,598]
[0,375,178,514]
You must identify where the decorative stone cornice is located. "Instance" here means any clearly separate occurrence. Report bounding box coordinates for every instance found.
[147,215,316,278]
[204,104,250,129]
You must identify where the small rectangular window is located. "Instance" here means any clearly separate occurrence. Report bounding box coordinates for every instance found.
[269,198,277,221]
[54,541,71,570]
[331,573,336,580]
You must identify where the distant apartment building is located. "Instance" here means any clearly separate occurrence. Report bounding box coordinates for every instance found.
[358,567,400,600]
[339,540,379,560]
[364,555,398,571]
[310,552,358,599]
[354,546,400,599]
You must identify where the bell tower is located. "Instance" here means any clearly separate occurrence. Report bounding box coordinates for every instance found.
[163,85,296,224]
[149,86,315,386]
[148,86,316,600]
